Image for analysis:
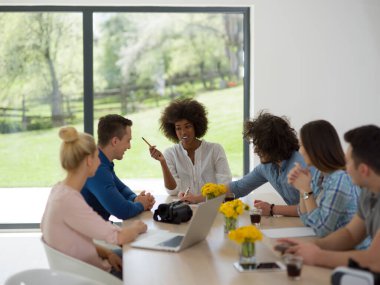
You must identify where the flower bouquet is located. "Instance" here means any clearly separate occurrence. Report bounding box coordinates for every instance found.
[219,199,249,233]
[201,183,227,200]
[228,225,263,264]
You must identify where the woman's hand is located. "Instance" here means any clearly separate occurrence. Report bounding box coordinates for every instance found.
[179,193,205,204]
[130,220,148,234]
[287,163,312,193]
[107,251,122,272]
[149,146,165,162]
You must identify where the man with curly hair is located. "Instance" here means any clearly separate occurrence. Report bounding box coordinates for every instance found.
[228,111,310,217]
[148,98,232,204]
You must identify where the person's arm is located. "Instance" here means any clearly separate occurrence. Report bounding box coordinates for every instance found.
[180,193,205,204]
[279,215,369,268]
[300,174,356,237]
[96,244,122,272]
[314,214,368,251]
[228,165,268,198]
[149,146,177,190]
[254,200,298,216]
[162,149,186,196]
[86,167,144,219]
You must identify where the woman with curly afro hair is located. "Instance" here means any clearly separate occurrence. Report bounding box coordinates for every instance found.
[227,111,314,217]
[147,98,232,204]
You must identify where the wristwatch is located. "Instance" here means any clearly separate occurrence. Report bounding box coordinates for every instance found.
[302,191,313,200]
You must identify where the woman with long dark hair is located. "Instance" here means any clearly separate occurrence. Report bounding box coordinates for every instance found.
[288,120,361,237]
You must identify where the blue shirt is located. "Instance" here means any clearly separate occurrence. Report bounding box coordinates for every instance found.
[81,149,144,221]
[299,170,361,237]
[229,151,307,205]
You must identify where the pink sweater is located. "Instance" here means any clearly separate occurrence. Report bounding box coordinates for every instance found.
[41,182,121,272]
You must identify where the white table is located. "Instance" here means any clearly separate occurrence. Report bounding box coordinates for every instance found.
[123,195,331,285]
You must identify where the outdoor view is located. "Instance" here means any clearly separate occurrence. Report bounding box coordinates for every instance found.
[0,12,245,190]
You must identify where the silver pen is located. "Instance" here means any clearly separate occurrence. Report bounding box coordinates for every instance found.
[184,187,190,196]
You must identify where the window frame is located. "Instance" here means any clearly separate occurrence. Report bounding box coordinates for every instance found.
[0,5,250,229]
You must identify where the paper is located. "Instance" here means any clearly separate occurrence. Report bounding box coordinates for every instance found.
[261,227,316,238]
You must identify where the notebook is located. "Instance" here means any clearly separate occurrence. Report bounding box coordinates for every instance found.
[130,194,225,252]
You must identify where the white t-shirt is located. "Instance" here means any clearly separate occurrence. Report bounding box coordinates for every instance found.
[163,140,232,195]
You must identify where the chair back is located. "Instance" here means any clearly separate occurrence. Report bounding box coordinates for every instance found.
[41,238,123,285]
[4,268,101,285]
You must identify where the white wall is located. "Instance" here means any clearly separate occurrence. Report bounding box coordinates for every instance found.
[254,0,380,142]
[1,0,378,156]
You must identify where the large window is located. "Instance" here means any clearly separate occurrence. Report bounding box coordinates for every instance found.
[0,7,250,228]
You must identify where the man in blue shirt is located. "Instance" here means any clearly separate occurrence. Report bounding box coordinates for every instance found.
[82,114,155,221]
[228,111,310,217]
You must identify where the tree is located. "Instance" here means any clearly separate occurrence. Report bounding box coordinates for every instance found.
[0,13,82,127]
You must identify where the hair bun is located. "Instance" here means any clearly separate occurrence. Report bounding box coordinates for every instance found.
[59,127,79,143]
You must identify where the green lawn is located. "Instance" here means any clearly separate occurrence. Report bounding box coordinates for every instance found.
[0,86,243,187]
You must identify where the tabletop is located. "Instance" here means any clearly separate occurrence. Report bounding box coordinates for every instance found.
[122,195,331,285]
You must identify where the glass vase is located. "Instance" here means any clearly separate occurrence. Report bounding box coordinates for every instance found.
[239,242,256,264]
[224,217,237,233]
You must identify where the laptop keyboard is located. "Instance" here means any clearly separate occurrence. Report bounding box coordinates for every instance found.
[158,235,184,247]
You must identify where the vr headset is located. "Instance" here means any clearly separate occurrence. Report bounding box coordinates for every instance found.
[332,258,380,285]
[153,201,193,224]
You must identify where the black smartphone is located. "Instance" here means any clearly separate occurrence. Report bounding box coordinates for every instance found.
[234,261,286,272]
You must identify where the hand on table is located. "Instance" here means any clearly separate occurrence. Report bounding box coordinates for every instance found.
[254,199,272,216]
[277,238,321,265]
[179,193,205,204]
[135,190,156,210]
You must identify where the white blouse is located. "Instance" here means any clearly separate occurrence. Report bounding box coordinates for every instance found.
[163,140,232,195]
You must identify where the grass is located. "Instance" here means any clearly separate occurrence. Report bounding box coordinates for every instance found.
[0,86,243,187]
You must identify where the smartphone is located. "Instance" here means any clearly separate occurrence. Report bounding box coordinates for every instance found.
[233,261,286,272]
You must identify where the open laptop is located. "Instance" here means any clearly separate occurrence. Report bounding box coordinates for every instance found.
[130,194,225,252]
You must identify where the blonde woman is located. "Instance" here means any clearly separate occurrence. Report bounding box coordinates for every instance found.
[41,127,147,279]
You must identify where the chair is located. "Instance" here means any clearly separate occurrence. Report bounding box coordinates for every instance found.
[331,266,375,285]
[41,238,123,285]
[4,268,103,285]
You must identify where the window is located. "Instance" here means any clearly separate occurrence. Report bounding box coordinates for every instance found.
[0,6,250,228]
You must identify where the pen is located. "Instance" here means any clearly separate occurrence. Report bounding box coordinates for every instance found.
[184,187,190,196]
[142,137,152,147]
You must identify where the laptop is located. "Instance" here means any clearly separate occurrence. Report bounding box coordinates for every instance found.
[130,194,225,252]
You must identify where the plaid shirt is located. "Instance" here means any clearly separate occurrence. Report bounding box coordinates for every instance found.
[299,169,361,237]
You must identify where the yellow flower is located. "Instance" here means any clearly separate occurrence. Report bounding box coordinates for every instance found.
[228,225,263,244]
[219,199,249,219]
[201,183,227,199]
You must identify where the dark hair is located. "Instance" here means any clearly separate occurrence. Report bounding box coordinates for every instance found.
[300,120,345,172]
[159,99,208,143]
[243,111,299,162]
[97,114,133,147]
[344,125,380,175]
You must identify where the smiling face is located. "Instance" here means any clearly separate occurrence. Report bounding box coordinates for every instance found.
[113,126,132,160]
[175,119,196,148]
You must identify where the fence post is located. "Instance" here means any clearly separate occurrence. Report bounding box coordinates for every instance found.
[22,94,27,131]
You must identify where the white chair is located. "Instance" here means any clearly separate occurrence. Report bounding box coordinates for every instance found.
[41,238,123,285]
[4,268,103,285]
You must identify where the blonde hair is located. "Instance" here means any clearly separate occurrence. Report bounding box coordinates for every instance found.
[58,127,97,171]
